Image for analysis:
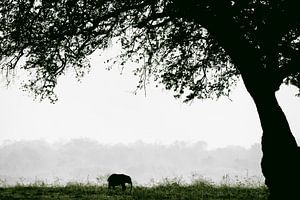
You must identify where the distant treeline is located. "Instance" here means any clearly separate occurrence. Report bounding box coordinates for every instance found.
[0,139,263,186]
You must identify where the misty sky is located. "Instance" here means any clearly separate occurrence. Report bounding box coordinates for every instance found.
[1,46,300,149]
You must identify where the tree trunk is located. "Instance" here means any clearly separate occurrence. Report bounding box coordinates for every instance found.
[192,6,300,197]
[250,88,300,199]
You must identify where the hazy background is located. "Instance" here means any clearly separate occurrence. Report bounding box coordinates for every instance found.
[1,45,300,186]
[0,139,264,186]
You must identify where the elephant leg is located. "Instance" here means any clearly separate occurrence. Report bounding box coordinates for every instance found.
[121,183,126,191]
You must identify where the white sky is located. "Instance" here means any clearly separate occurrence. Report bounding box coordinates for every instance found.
[1,48,300,150]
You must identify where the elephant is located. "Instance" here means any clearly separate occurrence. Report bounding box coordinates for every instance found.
[107,173,132,192]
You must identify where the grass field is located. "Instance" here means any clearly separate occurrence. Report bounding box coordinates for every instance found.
[0,180,268,200]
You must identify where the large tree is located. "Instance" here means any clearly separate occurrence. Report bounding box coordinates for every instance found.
[1,0,300,199]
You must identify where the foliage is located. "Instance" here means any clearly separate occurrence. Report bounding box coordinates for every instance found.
[2,0,300,102]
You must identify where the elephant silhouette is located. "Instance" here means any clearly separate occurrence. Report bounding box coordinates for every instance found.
[107,173,132,192]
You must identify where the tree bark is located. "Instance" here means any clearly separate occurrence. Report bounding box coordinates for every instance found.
[249,87,300,199]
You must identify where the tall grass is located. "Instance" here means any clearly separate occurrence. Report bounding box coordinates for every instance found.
[0,176,268,200]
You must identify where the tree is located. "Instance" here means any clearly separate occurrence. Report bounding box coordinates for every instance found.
[1,0,300,199]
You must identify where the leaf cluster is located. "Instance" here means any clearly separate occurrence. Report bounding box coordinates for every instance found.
[1,0,300,102]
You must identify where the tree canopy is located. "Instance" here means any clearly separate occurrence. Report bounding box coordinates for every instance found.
[1,0,300,102]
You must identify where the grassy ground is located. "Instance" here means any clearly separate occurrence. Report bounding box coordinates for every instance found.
[0,181,268,200]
